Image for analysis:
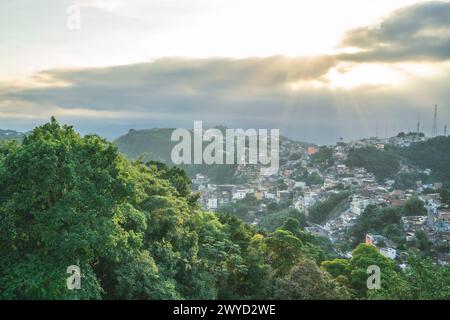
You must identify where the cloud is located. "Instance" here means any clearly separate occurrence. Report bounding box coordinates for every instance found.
[1,56,336,112]
[2,56,449,144]
[339,1,450,62]
[1,2,450,144]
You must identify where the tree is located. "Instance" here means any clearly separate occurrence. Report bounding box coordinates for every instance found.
[265,230,303,277]
[440,189,450,206]
[348,244,396,296]
[0,119,145,299]
[308,192,350,224]
[1,119,448,300]
[400,136,450,185]
[306,172,324,186]
[281,218,300,235]
[402,197,427,216]
[369,255,450,300]
[311,147,334,169]
[321,259,350,279]
[346,147,400,182]
[273,258,350,300]
[414,230,432,252]
[0,119,224,299]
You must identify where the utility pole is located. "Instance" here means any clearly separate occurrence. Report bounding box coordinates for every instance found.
[432,104,438,137]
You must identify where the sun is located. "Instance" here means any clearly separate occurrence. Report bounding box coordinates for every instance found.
[325,64,404,89]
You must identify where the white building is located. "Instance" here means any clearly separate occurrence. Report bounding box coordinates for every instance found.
[264,192,276,200]
[207,198,218,210]
[232,189,250,200]
[294,192,318,212]
[232,190,248,200]
[380,247,397,260]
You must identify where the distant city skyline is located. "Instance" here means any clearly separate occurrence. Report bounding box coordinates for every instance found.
[1,0,449,144]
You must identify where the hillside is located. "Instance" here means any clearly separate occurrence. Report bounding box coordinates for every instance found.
[345,146,401,182]
[344,136,450,186]
[114,128,238,183]
[114,127,310,183]
[398,136,450,186]
[0,129,25,142]
[114,128,175,163]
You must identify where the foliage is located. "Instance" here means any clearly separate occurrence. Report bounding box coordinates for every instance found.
[369,255,450,300]
[349,197,426,247]
[1,119,448,300]
[258,208,306,232]
[306,172,324,186]
[114,128,239,184]
[439,189,450,207]
[311,147,334,169]
[399,136,450,186]
[346,147,400,182]
[308,192,350,224]
[348,244,396,296]
[273,258,350,300]
[0,119,253,299]
[394,172,428,190]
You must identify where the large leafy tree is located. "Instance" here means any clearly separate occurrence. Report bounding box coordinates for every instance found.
[348,244,396,296]
[0,119,143,298]
[0,119,199,299]
[265,229,303,277]
[273,258,350,300]
[369,255,450,300]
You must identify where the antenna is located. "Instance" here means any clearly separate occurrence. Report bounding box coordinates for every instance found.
[432,104,438,137]
[417,121,420,134]
[445,125,448,137]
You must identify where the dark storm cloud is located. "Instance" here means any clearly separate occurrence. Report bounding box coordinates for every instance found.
[339,1,450,62]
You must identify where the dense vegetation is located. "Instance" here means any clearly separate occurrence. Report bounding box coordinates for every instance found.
[322,244,450,299]
[0,120,448,300]
[345,137,450,186]
[399,136,450,186]
[114,128,238,184]
[394,172,429,190]
[349,197,428,249]
[346,147,400,182]
[311,147,334,169]
[308,192,351,224]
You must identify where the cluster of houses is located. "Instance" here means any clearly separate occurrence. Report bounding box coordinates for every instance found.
[194,176,294,212]
[365,234,398,260]
[191,133,449,264]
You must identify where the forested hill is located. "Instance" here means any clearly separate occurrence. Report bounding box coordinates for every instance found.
[114,127,310,161]
[346,136,450,186]
[114,127,310,183]
[114,127,238,183]
[398,136,450,185]
[0,129,25,142]
[114,128,176,164]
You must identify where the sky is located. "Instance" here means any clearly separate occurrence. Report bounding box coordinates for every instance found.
[1,0,450,144]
